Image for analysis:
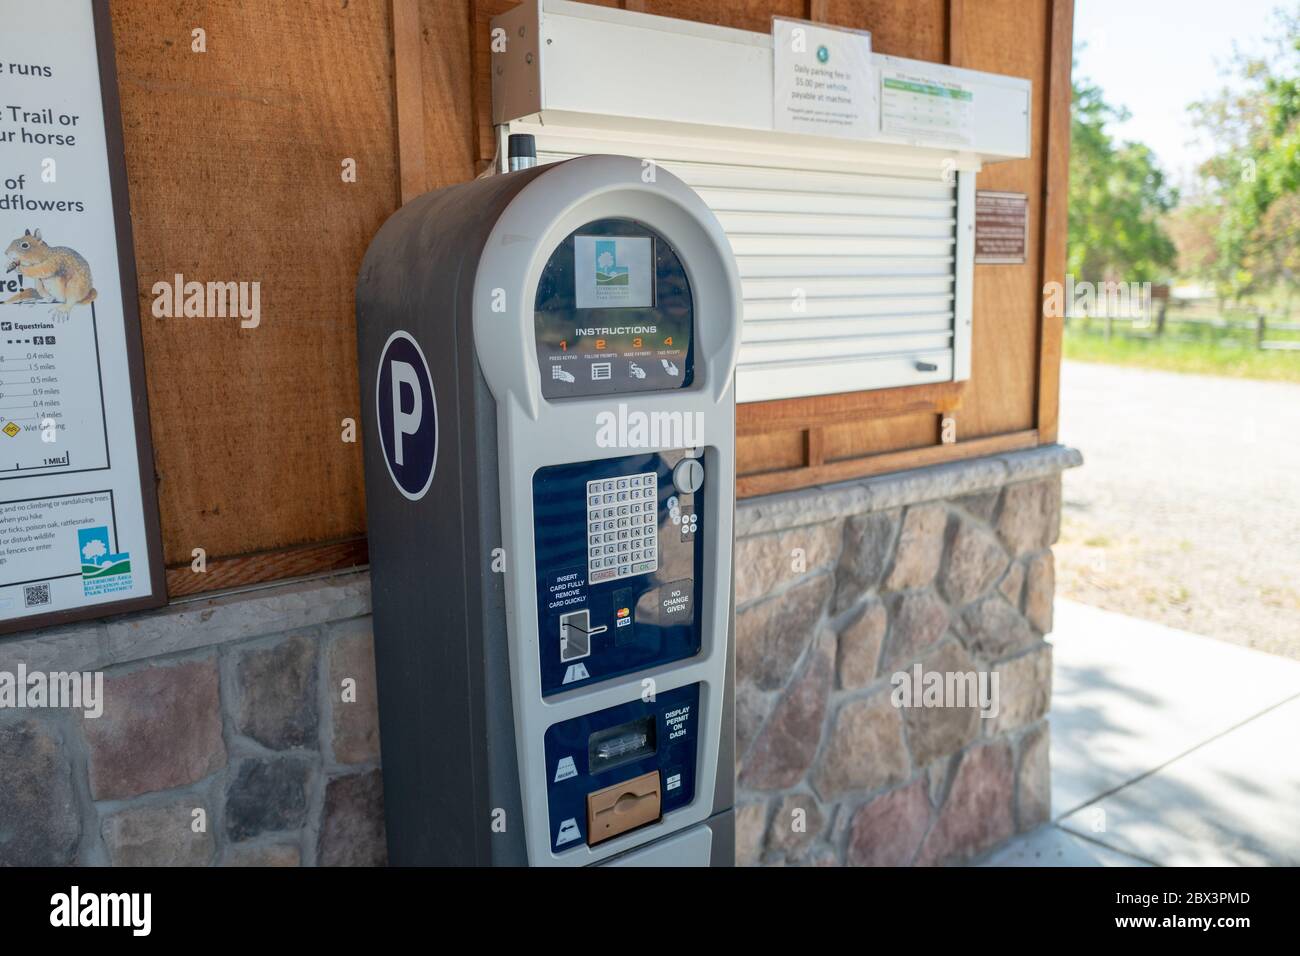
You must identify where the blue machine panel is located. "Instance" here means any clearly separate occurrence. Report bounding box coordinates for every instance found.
[544,682,700,854]
[533,451,704,697]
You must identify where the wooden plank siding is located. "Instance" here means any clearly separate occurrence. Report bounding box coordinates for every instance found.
[108,0,1071,596]
[1036,0,1075,444]
[109,0,395,582]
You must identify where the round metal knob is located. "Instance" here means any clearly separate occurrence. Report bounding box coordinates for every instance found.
[672,458,704,495]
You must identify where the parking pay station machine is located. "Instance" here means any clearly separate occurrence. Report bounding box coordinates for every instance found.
[356,155,741,865]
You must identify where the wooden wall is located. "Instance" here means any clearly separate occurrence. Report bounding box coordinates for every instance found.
[107,0,1071,596]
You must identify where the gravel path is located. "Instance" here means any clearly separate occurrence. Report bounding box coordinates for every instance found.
[1056,360,1300,660]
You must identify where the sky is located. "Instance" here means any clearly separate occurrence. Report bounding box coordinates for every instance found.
[1073,0,1287,186]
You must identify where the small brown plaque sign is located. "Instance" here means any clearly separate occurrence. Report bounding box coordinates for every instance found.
[974,190,1029,264]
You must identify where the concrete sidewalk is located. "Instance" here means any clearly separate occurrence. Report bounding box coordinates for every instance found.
[983,599,1300,867]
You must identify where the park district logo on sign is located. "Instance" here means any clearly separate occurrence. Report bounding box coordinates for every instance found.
[376,330,437,501]
[593,239,629,287]
[77,526,133,597]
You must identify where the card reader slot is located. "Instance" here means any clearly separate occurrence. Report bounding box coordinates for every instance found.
[560,609,604,662]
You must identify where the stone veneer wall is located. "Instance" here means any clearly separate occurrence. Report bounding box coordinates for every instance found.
[0,445,1078,866]
[0,577,382,866]
[733,444,1080,865]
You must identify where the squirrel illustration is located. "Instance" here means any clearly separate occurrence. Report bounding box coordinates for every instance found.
[3,228,97,319]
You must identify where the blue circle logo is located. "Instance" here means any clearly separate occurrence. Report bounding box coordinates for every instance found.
[376,330,437,501]
[816,45,829,63]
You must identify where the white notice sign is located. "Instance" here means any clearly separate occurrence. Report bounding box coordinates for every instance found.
[880,68,975,147]
[772,18,875,140]
[0,0,163,632]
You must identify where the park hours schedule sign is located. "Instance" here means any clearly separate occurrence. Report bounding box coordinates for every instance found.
[0,0,164,633]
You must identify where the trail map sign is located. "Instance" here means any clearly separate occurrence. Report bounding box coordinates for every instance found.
[0,0,164,634]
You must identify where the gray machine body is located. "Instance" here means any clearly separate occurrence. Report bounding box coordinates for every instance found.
[356,156,740,865]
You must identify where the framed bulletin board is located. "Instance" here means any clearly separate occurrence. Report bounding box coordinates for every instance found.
[0,0,165,635]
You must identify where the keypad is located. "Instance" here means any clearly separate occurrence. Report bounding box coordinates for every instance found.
[586,472,659,584]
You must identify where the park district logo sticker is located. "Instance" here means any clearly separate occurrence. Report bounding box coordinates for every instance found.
[376,329,437,501]
[77,526,133,597]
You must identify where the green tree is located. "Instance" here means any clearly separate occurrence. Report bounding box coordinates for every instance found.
[1068,69,1179,284]
[1188,6,1300,301]
[1166,200,1223,281]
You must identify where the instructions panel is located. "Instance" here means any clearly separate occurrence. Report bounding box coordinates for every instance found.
[0,0,160,629]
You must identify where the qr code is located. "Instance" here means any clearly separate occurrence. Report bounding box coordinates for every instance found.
[23,583,51,608]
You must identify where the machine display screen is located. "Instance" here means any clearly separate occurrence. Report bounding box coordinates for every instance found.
[573,236,654,310]
[534,218,694,398]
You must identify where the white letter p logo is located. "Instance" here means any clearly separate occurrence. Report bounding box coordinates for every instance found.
[390,360,422,467]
